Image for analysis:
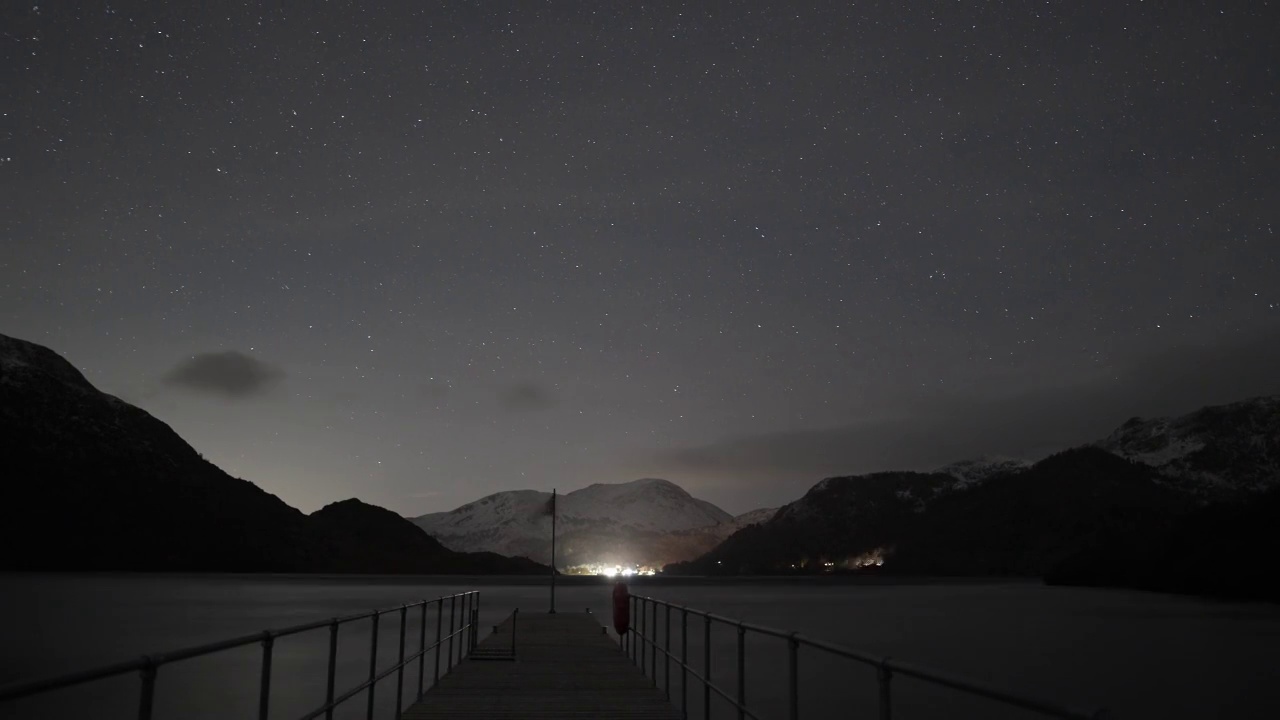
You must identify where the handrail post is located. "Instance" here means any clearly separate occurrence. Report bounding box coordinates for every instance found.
[325,620,338,720]
[417,602,427,701]
[460,593,469,662]
[680,608,688,720]
[258,632,274,720]
[628,595,635,662]
[511,608,519,656]
[639,597,646,674]
[788,633,799,720]
[650,600,657,686]
[395,606,407,718]
[472,591,481,651]
[434,599,443,684]
[702,616,711,720]
[877,663,893,720]
[664,604,671,699]
[456,594,464,665]
[736,624,746,720]
[447,596,456,672]
[366,613,379,720]
[137,658,157,720]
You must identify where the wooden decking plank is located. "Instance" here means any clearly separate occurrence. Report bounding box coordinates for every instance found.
[402,612,680,720]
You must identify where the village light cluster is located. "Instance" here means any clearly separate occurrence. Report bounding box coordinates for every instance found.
[574,564,658,577]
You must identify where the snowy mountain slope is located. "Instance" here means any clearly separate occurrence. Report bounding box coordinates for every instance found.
[934,456,1031,488]
[718,507,778,535]
[411,478,735,567]
[1095,395,1280,496]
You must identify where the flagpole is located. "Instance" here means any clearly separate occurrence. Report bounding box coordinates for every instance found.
[549,487,557,614]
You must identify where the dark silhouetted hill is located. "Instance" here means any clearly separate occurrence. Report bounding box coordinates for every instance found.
[0,332,546,574]
[1047,485,1280,601]
[668,448,1194,579]
[311,499,547,574]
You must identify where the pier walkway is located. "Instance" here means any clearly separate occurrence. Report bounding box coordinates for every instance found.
[404,610,679,719]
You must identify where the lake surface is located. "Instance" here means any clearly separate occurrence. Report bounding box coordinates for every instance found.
[1,575,1278,719]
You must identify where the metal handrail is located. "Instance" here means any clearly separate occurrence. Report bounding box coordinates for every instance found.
[0,590,482,720]
[627,594,1109,720]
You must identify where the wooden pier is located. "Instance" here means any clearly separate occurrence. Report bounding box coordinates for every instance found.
[403,611,680,719]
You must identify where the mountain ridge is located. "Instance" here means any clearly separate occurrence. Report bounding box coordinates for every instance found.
[411,478,743,568]
[666,396,1279,599]
[0,332,546,574]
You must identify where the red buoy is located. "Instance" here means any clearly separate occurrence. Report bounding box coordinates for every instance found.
[612,581,631,635]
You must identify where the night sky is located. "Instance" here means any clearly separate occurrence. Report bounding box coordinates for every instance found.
[3,2,1278,515]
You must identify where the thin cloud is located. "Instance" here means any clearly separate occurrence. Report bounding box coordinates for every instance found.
[650,330,1280,503]
[163,351,284,399]
[498,381,558,411]
[419,379,450,401]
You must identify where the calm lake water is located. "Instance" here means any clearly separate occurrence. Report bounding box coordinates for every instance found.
[1,575,1278,719]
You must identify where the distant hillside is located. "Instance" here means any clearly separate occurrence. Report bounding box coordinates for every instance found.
[933,456,1031,487]
[0,332,546,574]
[311,500,546,575]
[667,448,1192,577]
[667,396,1280,600]
[1047,485,1280,602]
[1096,395,1280,498]
[412,479,743,568]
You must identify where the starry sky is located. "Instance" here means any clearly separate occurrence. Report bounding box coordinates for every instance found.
[3,2,1278,516]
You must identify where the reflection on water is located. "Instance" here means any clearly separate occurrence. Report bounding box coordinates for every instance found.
[1,575,1278,719]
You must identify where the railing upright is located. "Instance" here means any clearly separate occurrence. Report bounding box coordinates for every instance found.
[365,613,379,720]
[137,660,156,720]
[878,664,893,720]
[787,633,799,720]
[472,591,481,651]
[702,615,711,720]
[736,624,746,720]
[395,606,407,718]
[650,600,657,686]
[458,594,467,664]
[447,596,456,672]
[434,598,443,684]
[680,608,688,719]
[325,620,338,720]
[417,603,427,701]
[465,589,476,655]
[640,597,646,672]
[258,633,274,720]
[664,604,671,700]
[511,608,519,656]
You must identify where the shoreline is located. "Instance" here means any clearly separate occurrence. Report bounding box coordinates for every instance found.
[0,571,1045,587]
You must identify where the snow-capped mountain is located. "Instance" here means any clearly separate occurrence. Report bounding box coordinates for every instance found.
[411,478,736,568]
[716,507,778,536]
[934,456,1031,488]
[1095,395,1280,497]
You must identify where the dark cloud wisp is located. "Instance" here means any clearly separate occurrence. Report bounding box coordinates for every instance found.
[651,331,1280,503]
[163,351,284,399]
[498,381,558,411]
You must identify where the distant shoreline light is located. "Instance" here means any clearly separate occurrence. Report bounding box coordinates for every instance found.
[565,563,657,577]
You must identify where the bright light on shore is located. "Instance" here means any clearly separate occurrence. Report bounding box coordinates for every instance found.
[587,563,658,577]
